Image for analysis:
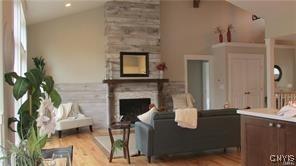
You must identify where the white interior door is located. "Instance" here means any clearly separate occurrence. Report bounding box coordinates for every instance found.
[229,58,247,108]
[246,57,264,108]
[229,54,264,109]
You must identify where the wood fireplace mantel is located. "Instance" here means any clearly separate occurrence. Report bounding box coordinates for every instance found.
[103,79,169,124]
[103,78,169,84]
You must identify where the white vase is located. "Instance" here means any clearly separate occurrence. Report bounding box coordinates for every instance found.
[159,70,164,79]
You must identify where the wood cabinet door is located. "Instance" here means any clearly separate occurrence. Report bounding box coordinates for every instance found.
[278,121,296,156]
[241,116,278,166]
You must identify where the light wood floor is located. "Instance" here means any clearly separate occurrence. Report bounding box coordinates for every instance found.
[45,130,241,166]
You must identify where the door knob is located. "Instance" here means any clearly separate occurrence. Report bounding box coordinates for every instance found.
[276,123,282,128]
[268,122,274,127]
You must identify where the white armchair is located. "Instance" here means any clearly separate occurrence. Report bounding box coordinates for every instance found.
[55,103,93,138]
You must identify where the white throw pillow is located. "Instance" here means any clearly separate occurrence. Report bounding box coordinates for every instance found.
[137,107,158,124]
[172,94,188,110]
[69,103,81,118]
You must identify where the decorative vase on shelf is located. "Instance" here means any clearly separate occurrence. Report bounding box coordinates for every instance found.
[159,70,164,79]
[214,27,224,43]
[227,29,231,42]
[219,33,223,43]
[227,24,233,42]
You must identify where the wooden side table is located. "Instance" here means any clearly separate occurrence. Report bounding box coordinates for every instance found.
[108,121,131,164]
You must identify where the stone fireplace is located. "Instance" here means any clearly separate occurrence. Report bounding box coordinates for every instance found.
[103,0,162,125]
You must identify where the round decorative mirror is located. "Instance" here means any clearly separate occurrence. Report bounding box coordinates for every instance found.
[274,65,282,82]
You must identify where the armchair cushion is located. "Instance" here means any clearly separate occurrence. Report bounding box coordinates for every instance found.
[55,115,93,131]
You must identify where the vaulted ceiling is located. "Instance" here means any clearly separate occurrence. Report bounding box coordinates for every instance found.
[226,0,296,39]
[26,0,106,25]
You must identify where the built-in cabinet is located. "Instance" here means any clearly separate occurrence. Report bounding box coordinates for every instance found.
[228,53,264,109]
[241,115,296,166]
[212,43,265,109]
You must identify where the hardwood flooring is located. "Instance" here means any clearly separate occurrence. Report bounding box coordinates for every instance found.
[45,130,241,166]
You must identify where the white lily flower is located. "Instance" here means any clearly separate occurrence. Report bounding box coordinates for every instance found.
[36,97,56,137]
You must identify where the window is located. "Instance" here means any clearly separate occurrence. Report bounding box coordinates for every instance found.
[13,0,27,143]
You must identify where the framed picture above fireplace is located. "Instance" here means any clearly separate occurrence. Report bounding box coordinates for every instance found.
[120,52,149,77]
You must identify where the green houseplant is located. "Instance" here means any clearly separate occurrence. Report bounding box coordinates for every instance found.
[2,57,61,165]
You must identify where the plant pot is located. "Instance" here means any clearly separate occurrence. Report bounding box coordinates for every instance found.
[159,70,164,79]
[219,33,223,43]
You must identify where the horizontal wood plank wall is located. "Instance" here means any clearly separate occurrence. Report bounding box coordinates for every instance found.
[55,82,185,128]
[105,0,161,79]
[163,81,185,111]
[55,83,108,128]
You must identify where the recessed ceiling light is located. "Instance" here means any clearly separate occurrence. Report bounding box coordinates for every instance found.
[65,3,71,7]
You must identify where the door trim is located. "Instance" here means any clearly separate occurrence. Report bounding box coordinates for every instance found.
[184,54,214,108]
[227,53,265,108]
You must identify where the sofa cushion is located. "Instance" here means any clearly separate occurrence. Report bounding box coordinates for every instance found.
[56,116,93,131]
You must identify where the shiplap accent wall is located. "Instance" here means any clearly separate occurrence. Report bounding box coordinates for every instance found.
[56,82,185,128]
[105,0,161,79]
[55,83,108,128]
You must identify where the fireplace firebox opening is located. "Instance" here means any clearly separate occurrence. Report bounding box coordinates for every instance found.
[119,98,151,123]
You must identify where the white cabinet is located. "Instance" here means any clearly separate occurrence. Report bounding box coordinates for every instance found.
[228,53,264,109]
[211,43,266,109]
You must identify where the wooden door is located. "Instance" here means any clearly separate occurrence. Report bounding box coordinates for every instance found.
[241,116,278,166]
[228,54,264,109]
[278,121,296,156]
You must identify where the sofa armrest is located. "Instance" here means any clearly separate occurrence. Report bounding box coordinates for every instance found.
[135,121,154,156]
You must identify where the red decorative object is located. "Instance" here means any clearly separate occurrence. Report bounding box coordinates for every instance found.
[219,33,223,43]
[214,27,224,43]
[156,62,167,71]
[227,24,234,42]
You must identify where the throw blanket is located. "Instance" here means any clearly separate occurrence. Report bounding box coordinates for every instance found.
[175,108,198,129]
[55,103,73,121]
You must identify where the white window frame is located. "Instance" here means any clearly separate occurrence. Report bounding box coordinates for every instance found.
[13,0,27,143]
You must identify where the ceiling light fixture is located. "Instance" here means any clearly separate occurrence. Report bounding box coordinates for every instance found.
[65,3,71,7]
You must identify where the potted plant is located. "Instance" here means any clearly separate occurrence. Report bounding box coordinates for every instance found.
[2,57,61,165]
[156,62,167,79]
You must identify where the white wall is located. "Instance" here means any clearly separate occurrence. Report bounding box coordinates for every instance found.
[160,0,265,81]
[275,48,296,90]
[28,7,105,83]
[3,0,16,143]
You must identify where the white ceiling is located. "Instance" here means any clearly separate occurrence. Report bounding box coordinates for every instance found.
[26,0,106,25]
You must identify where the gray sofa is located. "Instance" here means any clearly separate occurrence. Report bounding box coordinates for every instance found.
[135,108,240,163]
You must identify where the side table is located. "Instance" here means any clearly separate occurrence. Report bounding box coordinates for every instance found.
[108,121,131,164]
